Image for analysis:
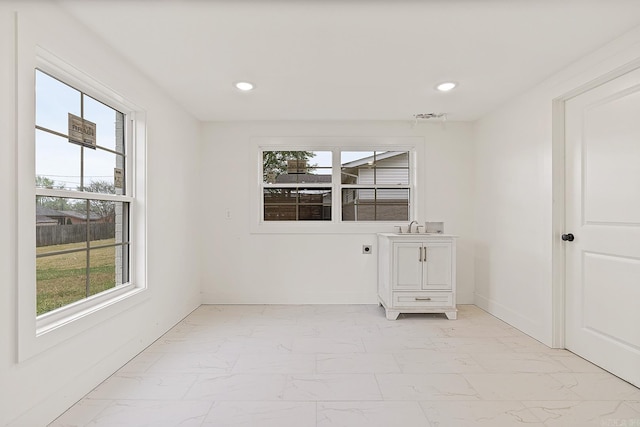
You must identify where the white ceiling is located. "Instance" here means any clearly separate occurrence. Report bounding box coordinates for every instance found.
[60,0,640,122]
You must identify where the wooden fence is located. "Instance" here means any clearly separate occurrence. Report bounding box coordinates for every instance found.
[36,223,115,247]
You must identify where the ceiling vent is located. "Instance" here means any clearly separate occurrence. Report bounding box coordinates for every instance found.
[412,113,448,127]
[414,113,446,120]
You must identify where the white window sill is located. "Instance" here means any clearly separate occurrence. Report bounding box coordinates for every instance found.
[36,284,145,336]
[19,285,148,362]
[251,221,406,235]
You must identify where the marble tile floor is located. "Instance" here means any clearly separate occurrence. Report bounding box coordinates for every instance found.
[51,304,640,427]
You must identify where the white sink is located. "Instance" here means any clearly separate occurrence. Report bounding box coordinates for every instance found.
[378,232,454,238]
[387,232,441,236]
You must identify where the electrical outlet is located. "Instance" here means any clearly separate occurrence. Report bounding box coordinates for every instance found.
[362,245,372,254]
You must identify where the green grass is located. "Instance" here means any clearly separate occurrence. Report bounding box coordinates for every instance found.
[36,239,118,315]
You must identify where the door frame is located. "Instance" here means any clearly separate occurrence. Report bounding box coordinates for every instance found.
[550,59,640,348]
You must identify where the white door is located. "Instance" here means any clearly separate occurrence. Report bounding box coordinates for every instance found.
[565,67,640,387]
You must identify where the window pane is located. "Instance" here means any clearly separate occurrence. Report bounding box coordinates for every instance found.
[117,243,130,285]
[298,204,331,221]
[341,151,409,184]
[264,205,297,221]
[114,201,129,245]
[264,187,331,221]
[263,150,331,184]
[84,148,120,193]
[374,168,409,185]
[88,201,129,247]
[342,189,409,221]
[89,243,129,290]
[341,151,374,164]
[89,246,116,296]
[89,203,116,246]
[83,95,124,152]
[36,130,81,191]
[36,251,87,315]
[341,151,373,184]
[377,151,408,167]
[35,70,81,135]
[36,198,88,254]
[298,188,331,221]
[375,189,410,220]
[35,198,129,314]
[264,189,297,204]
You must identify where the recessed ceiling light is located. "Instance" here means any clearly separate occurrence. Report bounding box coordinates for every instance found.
[436,82,457,92]
[235,81,255,91]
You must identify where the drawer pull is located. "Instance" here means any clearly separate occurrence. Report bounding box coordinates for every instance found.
[414,297,432,301]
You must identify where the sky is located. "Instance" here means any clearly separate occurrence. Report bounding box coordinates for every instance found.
[35,70,122,192]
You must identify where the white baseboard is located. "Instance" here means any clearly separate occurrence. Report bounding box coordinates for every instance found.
[474,292,551,346]
[8,303,200,427]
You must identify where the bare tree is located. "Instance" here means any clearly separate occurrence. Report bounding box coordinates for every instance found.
[78,180,116,222]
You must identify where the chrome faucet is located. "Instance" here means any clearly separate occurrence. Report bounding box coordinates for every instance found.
[407,220,418,233]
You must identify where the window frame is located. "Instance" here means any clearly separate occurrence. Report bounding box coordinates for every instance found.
[252,137,423,234]
[17,47,148,361]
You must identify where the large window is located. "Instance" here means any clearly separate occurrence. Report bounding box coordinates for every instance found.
[35,70,131,316]
[261,149,412,222]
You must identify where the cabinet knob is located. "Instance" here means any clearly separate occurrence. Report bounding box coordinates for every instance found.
[561,233,574,242]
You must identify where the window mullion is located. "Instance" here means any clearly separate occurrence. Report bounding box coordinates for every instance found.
[333,147,340,223]
[35,188,133,202]
[85,202,90,298]
[80,93,85,191]
[263,183,328,188]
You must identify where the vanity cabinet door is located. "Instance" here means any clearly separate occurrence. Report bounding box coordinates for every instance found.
[393,242,423,290]
[423,243,452,290]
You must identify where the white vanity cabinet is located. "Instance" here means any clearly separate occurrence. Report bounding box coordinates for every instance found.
[377,233,457,320]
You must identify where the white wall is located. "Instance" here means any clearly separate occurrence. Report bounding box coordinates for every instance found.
[0,4,201,425]
[473,25,640,345]
[6,3,636,424]
[200,121,474,305]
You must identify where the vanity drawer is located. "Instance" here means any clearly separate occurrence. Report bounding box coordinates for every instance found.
[392,292,453,308]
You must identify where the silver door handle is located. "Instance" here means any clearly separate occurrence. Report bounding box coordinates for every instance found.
[415,297,432,301]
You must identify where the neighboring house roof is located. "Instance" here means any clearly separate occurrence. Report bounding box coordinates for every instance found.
[35,206,102,221]
[59,210,103,221]
[341,151,406,168]
[36,206,64,217]
[275,174,332,184]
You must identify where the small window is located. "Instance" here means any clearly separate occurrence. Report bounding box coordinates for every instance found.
[35,70,131,316]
